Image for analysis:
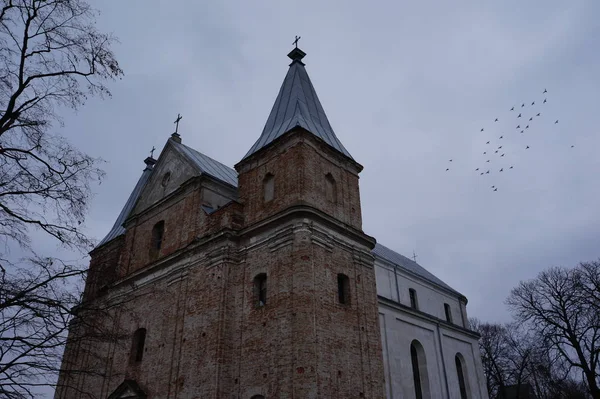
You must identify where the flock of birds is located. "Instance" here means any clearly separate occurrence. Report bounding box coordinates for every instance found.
[445,88,573,191]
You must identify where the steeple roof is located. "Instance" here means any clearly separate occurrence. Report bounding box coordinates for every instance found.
[242,47,353,161]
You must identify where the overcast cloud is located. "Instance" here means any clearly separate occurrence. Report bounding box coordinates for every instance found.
[52,0,600,326]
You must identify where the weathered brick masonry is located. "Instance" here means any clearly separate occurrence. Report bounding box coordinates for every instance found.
[55,47,385,399]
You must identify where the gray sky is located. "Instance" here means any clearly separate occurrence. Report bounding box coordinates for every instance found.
[58,0,600,324]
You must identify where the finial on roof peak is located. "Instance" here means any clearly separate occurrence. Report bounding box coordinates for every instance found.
[144,156,157,170]
[287,47,306,65]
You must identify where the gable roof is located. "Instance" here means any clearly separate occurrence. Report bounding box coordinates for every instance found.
[96,160,154,248]
[171,139,238,187]
[242,47,353,161]
[96,140,239,249]
[107,379,146,399]
[372,243,463,297]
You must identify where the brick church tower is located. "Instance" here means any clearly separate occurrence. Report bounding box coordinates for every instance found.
[55,47,385,399]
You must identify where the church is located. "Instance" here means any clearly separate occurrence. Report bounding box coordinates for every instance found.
[55,46,489,399]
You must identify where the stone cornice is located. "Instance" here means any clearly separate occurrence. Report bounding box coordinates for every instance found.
[378,295,480,339]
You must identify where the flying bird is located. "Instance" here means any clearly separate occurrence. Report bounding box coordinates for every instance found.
[495,118,499,122]
[498,146,502,149]
[476,168,480,171]
[522,103,525,107]
[521,130,524,133]
[446,168,449,171]
[529,117,533,121]
[543,89,547,93]
[510,166,513,169]
[536,113,541,116]
[510,107,514,111]
[493,188,498,191]
[501,154,505,157]
[544,99,547,103]
[531,101,535,105]
[486,141,490,144]
[500,168,504,172]
[526,125,529,129]
[518,113,522,118]
[483,151,487,154]
[499,136,503,139]
[481,128,484,131]
[449,159,453,162]
[517,125,520,129]
[486,170,490,174]
[486,160,490,163]
[526,146,530,149]
[495,150,499,154]
[480,172,484,175]
[571,145,575,148]
[555,120,559,124]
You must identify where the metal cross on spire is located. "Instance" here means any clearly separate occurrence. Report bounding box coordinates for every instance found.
[412,250,418,263]
[293,35,301,48]
[150,146,156,158]
[174,113,183,133]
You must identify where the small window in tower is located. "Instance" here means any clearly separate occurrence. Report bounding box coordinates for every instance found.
[325,173,337,203]
[150,221,165,258]
[409,288,418,310]
[444,303,453,323]
[130,328,146,363]
[254,273,267,307]
[263,173,274,202]
[337,273,350,305]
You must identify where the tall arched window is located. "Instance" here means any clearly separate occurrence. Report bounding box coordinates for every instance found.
[254,273,267,307]
[130,328,146,364]
[455,353,470,399]
[263,173,274,202]
[410,340,430,399]
[150,221,165,258]
[325,173,337,203]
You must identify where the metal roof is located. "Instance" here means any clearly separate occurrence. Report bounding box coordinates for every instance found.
[372,243,463,297]
[96,141,239,249]
[242,47,353,161]
[171,140,238,187]
[96,161,154,248]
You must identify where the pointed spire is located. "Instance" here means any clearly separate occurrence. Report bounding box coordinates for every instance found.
[241,47,353,161]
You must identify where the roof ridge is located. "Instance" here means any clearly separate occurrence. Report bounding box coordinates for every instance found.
[372,242,463,297]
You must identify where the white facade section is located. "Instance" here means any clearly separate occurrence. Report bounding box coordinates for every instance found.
[375,256,489,399]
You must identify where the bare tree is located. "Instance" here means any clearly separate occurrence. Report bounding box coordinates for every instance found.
[507,262,600,398]
[0,0,122,397]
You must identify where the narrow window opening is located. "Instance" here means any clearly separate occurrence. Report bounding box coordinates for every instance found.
[254,273,267,307]
[456,354,468,399]
[444,303,453,323]
[150,221,165,258]
[251,396,265,399]
[130,328,146,363]
[263,173,274,202]
[411,343,423,399]
[337,274,350,305]
[325,173,337,203]
[409,288,418,310]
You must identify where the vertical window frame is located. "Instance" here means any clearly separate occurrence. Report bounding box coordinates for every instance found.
[409,288,418,310]
[254,273,267,307]
[337,273,350,305]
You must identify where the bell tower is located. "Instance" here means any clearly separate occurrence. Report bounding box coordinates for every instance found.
[231,47,385,398]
